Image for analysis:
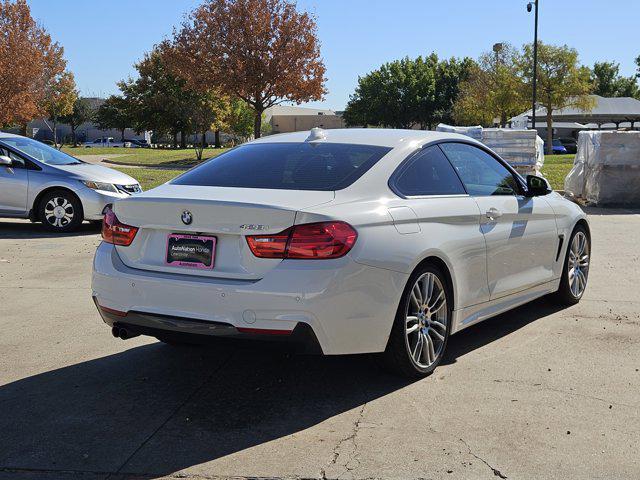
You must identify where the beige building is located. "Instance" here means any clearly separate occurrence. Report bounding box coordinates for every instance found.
[265,105,345,134]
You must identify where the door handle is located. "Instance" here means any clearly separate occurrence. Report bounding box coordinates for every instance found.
[485,208,502,220]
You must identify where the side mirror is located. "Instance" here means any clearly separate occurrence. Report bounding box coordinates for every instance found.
[526,174,551,196]
[0,155,12,166]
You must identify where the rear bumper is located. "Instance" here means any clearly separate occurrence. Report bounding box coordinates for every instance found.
[91,242,408,355]
[94,301,323,353]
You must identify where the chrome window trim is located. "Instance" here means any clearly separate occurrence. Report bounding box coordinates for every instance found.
[403,193,470,200]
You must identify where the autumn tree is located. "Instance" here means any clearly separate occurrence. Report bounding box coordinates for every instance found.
[519,42,594,154]
[42,70,77,147]
[0,0,67,130]
[453,43,527,127]
[166,0,326,138]
[95,95,133,142]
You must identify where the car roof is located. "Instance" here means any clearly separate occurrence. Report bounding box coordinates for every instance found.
[250,128,481,149]
[0,132,19,139]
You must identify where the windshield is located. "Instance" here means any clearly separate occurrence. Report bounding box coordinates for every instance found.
[0,137,83,165]
[172,142,392,191]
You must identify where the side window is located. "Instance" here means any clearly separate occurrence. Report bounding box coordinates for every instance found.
[393,145,466,196]
[8,151,26,168]
[439,143,519,196]
[0,147,26,168]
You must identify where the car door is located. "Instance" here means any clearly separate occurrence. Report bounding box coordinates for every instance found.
[439,142,558,300]
[0,146,29,215]
[390,145,490,307]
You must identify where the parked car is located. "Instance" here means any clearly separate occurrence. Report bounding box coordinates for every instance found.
[552,139,568,154]
[83,137,133,148]
[92,128,590,377]
[559,137,577,154]
[0,132,141,232]
[124,138,151,148]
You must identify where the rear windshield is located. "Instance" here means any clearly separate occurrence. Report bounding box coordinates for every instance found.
[172,142,392,191]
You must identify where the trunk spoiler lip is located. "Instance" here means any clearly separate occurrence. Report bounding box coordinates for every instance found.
[121,186,336,209]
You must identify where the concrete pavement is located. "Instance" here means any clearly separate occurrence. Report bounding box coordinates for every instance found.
[0,208,639,480]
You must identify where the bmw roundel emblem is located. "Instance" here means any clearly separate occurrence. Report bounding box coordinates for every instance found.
[181,210,193,225]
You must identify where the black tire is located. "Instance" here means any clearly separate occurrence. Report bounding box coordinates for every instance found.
[550,224,590,306]
[38,189,83,232]
[380,263,452,378]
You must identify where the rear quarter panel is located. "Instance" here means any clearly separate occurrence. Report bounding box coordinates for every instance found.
[297,193,489,311]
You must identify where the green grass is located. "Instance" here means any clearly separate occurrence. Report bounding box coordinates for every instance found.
[63,146,227,169]
[542,154,575,190]
[114,167,186,190]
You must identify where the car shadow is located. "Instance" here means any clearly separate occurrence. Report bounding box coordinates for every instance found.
[0,298,567,477]
[443,297,565,365]
[0,219,100,239]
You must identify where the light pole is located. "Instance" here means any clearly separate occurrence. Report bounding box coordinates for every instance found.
[527,0,539,131]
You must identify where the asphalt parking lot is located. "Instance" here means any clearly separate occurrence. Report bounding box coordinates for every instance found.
[1,208,639,480]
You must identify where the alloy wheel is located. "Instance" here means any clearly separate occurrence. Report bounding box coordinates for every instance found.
[568,231,589,297]
[405,272,448,369]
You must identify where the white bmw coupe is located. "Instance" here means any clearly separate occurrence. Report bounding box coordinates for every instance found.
[92,128,590,377]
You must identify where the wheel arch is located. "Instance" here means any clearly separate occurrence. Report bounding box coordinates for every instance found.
[574,218,591,240]
[32,186,84,221]
[409,254,457,311]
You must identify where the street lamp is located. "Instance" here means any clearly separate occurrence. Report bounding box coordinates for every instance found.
[527,0,539,131]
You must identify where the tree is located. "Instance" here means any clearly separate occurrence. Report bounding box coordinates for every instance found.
[519,42,594,154]
[344,57,428,129]
[95,95,132,142]
[227,98,255,144]
[343,54,472,130]
[453,43,527,127]
[190,90,231,160]
[428,55,474,128]
[60,97,95,146]
[119,48,195,147]
[590,61,639,98]
[0,0,67,130]
[166,0,326,138]
[42,70,77,147]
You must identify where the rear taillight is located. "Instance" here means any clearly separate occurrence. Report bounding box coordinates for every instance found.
[246,221,357,259]
[101,206,138,246]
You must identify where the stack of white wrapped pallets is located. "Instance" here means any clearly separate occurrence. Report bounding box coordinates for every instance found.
[481,128,543,177]
[436,125,544,176]
[435,123,483,141]
[564,131,640,206]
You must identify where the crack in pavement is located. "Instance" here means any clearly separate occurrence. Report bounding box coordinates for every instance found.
[492,378,638,409]
[459,438,507,479]
[320,403,367,480]
[104,350,237,480]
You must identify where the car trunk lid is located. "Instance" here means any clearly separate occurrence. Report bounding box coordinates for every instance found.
[112,184,334,280]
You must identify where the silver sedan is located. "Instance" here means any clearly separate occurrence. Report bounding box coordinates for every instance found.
[0,132,141,232]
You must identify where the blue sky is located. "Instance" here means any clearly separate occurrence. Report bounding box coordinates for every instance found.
[28,0,640,110]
